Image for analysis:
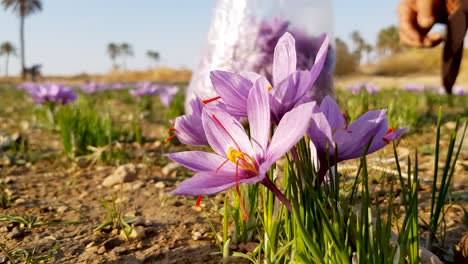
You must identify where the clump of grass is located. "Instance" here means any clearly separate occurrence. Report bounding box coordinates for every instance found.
[0,243,60,264]
[94,198,138,238]
[55,98,142,159]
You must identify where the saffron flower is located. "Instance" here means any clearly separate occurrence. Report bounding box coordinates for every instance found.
[28,83,77,105]
[159,84,179,107]
[130,82,159,98]
[403,83,424,92]
[308,96,407,181]
[453,86,466,96]
[206,32,329,122]
[167,97,208,146]
[80,81,109,94]
[347,82,379,94]
[167,82,315,216]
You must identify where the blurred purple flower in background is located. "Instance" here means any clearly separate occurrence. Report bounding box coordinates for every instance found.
[347,82,379,94]
[28,83,77,105]
[453,86,466,96]
[403,83,425,92]
[159,84,179,107]
[80,81,109,94]
[130,82,159,98]
[249,17,335,102]
[17,82,36,91]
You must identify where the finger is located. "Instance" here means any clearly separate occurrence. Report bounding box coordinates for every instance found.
[397,2,423,43]
[416,0,436,28]
[400,30,424,47]
[422,32,443,47]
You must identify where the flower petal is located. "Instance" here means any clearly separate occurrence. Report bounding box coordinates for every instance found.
[333,110,388,160]
[247,79,270,158]
[166,151,235,172]
[171,171,237,195]
[310,34,330,84]
[210,70,252,113]
[266,102,315,165]
[174,114,208,146]
[273,32,297,86]
[202,106,254,157]
[319,96,346,130]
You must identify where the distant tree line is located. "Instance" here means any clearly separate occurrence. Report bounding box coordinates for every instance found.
[107,43,160,71]
[335,25,403,76]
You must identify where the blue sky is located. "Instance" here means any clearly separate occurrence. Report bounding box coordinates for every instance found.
[0,0,400,75]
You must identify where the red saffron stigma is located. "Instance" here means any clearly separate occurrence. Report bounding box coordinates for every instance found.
[165,133,177,143]
[195,195,203,207]
[202,96,221,105]
[215,159,229,172]
[236,160,248,221]
[382,127,395,144]
[211,114,241,151]
[168,127,176,132]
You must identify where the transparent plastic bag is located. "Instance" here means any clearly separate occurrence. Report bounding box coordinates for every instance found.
[185,0,334,112]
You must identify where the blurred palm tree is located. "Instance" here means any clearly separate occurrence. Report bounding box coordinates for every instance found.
[376,25,402,56]
[2,0,42,79]
[120,43,133,71]
[107,43,121,70]
[146,50,160,67]
[0,41,17,77]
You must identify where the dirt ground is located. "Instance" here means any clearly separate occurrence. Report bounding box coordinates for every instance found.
[0,96,467,264]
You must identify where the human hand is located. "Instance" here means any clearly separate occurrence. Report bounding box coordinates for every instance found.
[397,0,447,47]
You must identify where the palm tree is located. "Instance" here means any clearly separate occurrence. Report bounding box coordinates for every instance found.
[2,0,42,79]
[119,43,133,71]
[146,50,160,67]
[107,43,120,70]
[376,26,402,56]
[0,42,17,76]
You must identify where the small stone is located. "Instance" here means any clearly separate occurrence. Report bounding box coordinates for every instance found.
[56,205,68,214]
[162,162,179,176]
[8,227,23,239]
[102,237,123,251]
[85,242,96,249]
[132,181,145,190]
[137,241,144,249]
[111,228,120,236]
[111,246,127,255]
[128,226,146,239]
[97,246,106,255]
[0,255,6,264]
[155,181,165,189]
[85,246,98,253]
[0,226,8,233]
[192,231,202,241]
[102,164,138,187]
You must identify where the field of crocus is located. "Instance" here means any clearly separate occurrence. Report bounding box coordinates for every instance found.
[0,38,468,264]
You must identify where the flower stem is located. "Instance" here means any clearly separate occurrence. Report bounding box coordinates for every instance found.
[261,177,292,212]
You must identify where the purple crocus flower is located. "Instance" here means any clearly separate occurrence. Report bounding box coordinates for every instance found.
[167,82,315,216]
[28,83,77,105]
[130,82,159,98]
[308,96,407,182]
[347,82,378,94]
[403,83,424,92]
[80,81,109,94]
[167,97,208,146]
[159,85,179,107]
[206,32,329,122]
[17,82,36,91]
[453,86,466,96]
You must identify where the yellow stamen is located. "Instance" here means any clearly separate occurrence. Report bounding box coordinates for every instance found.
[227,147,257,173]
[267,85,272,91]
